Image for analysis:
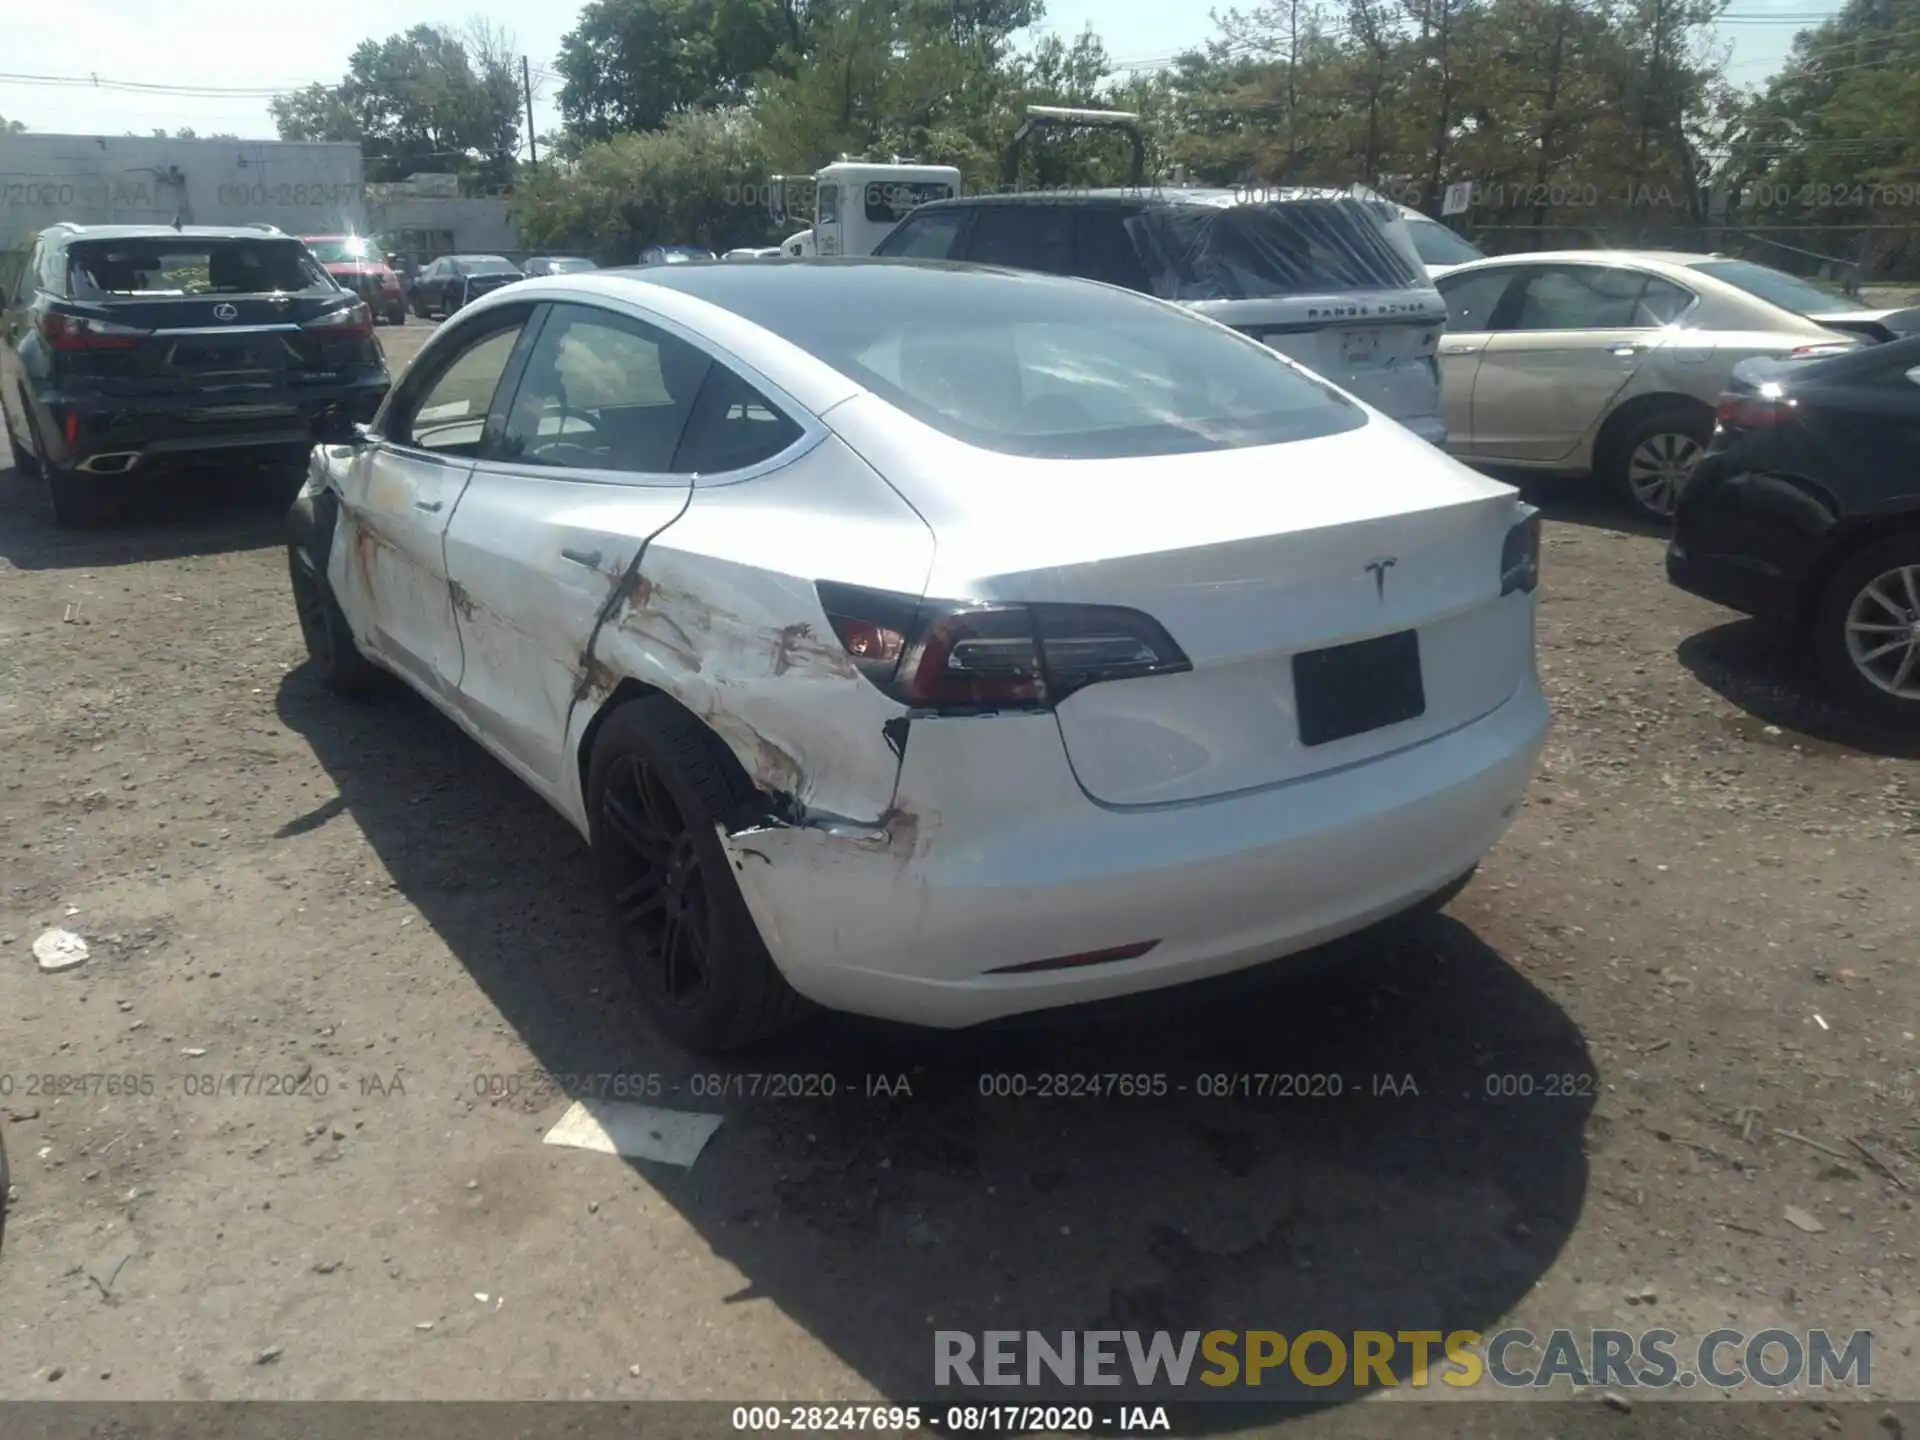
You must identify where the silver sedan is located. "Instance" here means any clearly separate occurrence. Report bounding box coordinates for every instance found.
[1434,251,1916,520]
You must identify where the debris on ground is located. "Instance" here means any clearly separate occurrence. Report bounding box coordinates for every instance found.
[543,1100,724,1168]
[32,929,88,972]
[1783,1205,1826,1234]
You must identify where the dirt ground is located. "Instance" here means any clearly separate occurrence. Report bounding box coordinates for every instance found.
[0,318,1917,1423]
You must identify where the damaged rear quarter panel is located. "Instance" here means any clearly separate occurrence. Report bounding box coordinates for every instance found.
[572,434,937,831]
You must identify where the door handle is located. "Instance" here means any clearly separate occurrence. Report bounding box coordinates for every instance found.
[1438,343,1475,355]
[561,547,603,569]
[413,499,443,513]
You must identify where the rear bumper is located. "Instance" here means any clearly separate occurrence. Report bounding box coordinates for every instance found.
[1664,539,1793,620]
[721,675,1548,1029]
[33,375,389,472]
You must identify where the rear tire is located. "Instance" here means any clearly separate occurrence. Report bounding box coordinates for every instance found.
[47,468,113,529]
[1811,532,1920,727]
[287,541,384,694]
[587,696,811,1053]
[1601,402,1712,523]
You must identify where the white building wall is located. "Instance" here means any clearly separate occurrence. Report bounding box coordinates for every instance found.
[0,134,366,251]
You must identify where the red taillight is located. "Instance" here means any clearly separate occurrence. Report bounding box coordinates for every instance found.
[305,301,373,339]
[38,311,150,351]
[1714,390,1795,430]
[814,581,1192,713]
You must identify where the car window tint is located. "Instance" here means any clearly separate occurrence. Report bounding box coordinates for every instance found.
[498,304,710,474]
[405,327,522,456]
[1127,199,1425,299]
[67,239,329,297]
[1439,269,1517,331]
[965,206,1073,273]
[1407,218,1485,267]
[877,211,968,260]
[672,365,805,474]
[1072,209,1151,290]
[1513,265,1662,330]
[1638,276,1694,325]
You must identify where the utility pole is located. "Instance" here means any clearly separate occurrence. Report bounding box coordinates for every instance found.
[523,56,538,168]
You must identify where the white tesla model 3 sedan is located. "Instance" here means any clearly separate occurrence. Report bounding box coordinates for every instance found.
[286,259,1549,1052]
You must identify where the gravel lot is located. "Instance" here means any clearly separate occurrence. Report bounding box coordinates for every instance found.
[0,318,1917,1419]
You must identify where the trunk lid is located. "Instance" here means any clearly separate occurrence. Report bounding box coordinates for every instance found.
[46,292,369,396]
[58,236,368,395]
[835,398,1533,805]
[1190,291,1449,424]
[1811,306,1920,344]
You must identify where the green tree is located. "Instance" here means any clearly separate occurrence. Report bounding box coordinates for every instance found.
[555,0,791,144]
[270,21,523,185]
[512,106,775,254]
[2,113,28,134]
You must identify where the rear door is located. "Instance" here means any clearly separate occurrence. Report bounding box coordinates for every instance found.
[441,302,715,788]
[871,208,973,260]
[1471,263,1694,462]
[331,306,536,696]
[962,204,1075,275]
[1434,266,1525,448]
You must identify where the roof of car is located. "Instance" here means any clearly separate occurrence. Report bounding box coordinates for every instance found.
[901,185,1389,213]
[538,257,1074,305]
[1447,249,1720,270]
[40,223,301,244]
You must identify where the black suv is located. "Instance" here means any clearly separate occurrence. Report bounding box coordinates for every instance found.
[1,223,391,526]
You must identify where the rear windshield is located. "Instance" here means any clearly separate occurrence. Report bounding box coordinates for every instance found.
[702,264,1365,458]
[67,238,332,298]
[1406,218,1486,268]
[459,257,520,275]
[1690,259,1867,315]
[541,258,597,273]
[1127,198,1427,301]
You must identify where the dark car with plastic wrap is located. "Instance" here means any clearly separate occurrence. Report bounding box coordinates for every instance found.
[1,223,392,527]
[872,187,1450,444]
[1668,332,1920,725]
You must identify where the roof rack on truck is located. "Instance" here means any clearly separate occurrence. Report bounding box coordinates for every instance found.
[1002,105,1146,189]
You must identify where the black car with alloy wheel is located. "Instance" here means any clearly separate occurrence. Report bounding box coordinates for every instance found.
[1667,333,1920,724]
[1,223,391,528]
[408,255,524,318]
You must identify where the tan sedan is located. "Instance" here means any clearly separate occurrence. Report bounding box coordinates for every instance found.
[1433,251,1916,519]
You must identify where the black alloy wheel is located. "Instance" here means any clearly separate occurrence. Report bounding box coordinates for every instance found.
[586,696,810,1052]
[599,753,715,1011]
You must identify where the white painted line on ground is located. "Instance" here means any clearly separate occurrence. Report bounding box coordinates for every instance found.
[542,1100,724,1168]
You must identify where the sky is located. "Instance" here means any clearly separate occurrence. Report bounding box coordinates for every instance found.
[0,0,1849,152]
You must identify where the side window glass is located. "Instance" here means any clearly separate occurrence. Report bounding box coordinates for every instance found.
[498,304,710,474]
[1438,269,1517,332]
[12,245,40,305]
[818,185,841,226]
[672,365,805,475]
[1072,210,1150,291]
[1639,276,1694,325]
[1513,265,1655,330]
[880,212,968,259]
[966,206,1073,273]
[401,326,523,456]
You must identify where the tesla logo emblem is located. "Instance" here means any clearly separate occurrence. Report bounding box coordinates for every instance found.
[1365,557,1398,598]
[212,303,239,321]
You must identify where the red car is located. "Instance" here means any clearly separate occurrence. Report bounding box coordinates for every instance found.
[301,235,407,325]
